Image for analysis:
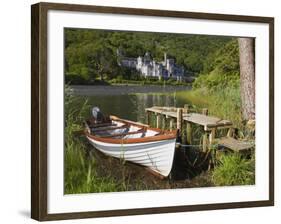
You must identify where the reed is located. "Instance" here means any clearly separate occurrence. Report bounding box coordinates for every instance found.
[64,142,120,194]
[175,87,243,130]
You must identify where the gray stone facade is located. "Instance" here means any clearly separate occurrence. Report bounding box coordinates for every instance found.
[117,50,185,81]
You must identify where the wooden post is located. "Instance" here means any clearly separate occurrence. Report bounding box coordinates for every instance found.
[176,108,183,131]
[183,104,189,114]
[156,114,161,129]
[169,118,174,131]
[202,108,208,116]
[184,104,192,144]
[146,111,150,126]
[162,115,166,129]
[227,127,234,137]
[209,128,216,145]
[208,128,217,170]
[202,108,209,152]
[186,122,192,144]
[202,133,208,152]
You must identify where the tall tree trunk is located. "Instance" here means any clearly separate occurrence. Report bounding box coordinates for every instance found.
[238,38,255,120]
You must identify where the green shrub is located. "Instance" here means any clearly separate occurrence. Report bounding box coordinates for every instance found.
[212,153,255,186]
[65,74,88,85]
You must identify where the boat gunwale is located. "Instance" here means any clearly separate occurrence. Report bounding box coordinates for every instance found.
[85,116,177,144]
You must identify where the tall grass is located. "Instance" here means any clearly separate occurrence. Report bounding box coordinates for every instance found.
[64,87,122,194]
[212,153,255,186]
[175,86,243,129]
[64,143,120,194]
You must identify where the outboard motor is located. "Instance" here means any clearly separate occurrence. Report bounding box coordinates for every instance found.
[92,107,104,123]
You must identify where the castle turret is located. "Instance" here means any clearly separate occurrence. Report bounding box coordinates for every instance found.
[144,52,151,62]
[136,56,143,70]
[164,52,167,66]
[116,48,122,66]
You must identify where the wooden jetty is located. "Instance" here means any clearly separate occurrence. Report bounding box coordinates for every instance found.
[217,137,254,153]
[145,106,253,152]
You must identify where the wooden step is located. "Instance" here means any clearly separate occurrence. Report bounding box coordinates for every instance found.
[217,137,254,152]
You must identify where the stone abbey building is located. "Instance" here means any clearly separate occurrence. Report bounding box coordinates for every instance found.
[117,50,185,81]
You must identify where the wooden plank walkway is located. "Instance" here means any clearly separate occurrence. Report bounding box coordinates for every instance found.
[145,106,232,131]
[183,113,232,130]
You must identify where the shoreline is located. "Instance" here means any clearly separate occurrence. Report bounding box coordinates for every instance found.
[69,84,192,96]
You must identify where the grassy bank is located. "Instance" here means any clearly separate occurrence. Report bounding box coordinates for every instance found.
[65,142,120,193]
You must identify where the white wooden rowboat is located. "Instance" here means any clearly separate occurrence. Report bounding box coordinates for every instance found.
[84,115,177,177]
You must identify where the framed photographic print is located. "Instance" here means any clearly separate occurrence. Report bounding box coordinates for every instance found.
[31,2,274,221]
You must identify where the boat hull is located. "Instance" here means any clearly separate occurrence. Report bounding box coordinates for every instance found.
[86,136,176,177]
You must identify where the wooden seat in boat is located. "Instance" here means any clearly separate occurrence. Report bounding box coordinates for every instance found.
[101,129,147,138]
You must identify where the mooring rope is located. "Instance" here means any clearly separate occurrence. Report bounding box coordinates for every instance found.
[176,143,201,148]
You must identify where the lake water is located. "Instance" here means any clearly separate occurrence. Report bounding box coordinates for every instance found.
[70,85,193,123]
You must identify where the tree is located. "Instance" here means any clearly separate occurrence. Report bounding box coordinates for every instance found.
[238,38,255,120]
[88,46,117,81]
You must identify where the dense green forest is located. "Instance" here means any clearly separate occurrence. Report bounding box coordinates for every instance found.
[64,28,238,85]
[193,39,240,91]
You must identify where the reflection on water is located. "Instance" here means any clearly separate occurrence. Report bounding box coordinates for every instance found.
[77,92,188,123]
[69,85,194,123]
